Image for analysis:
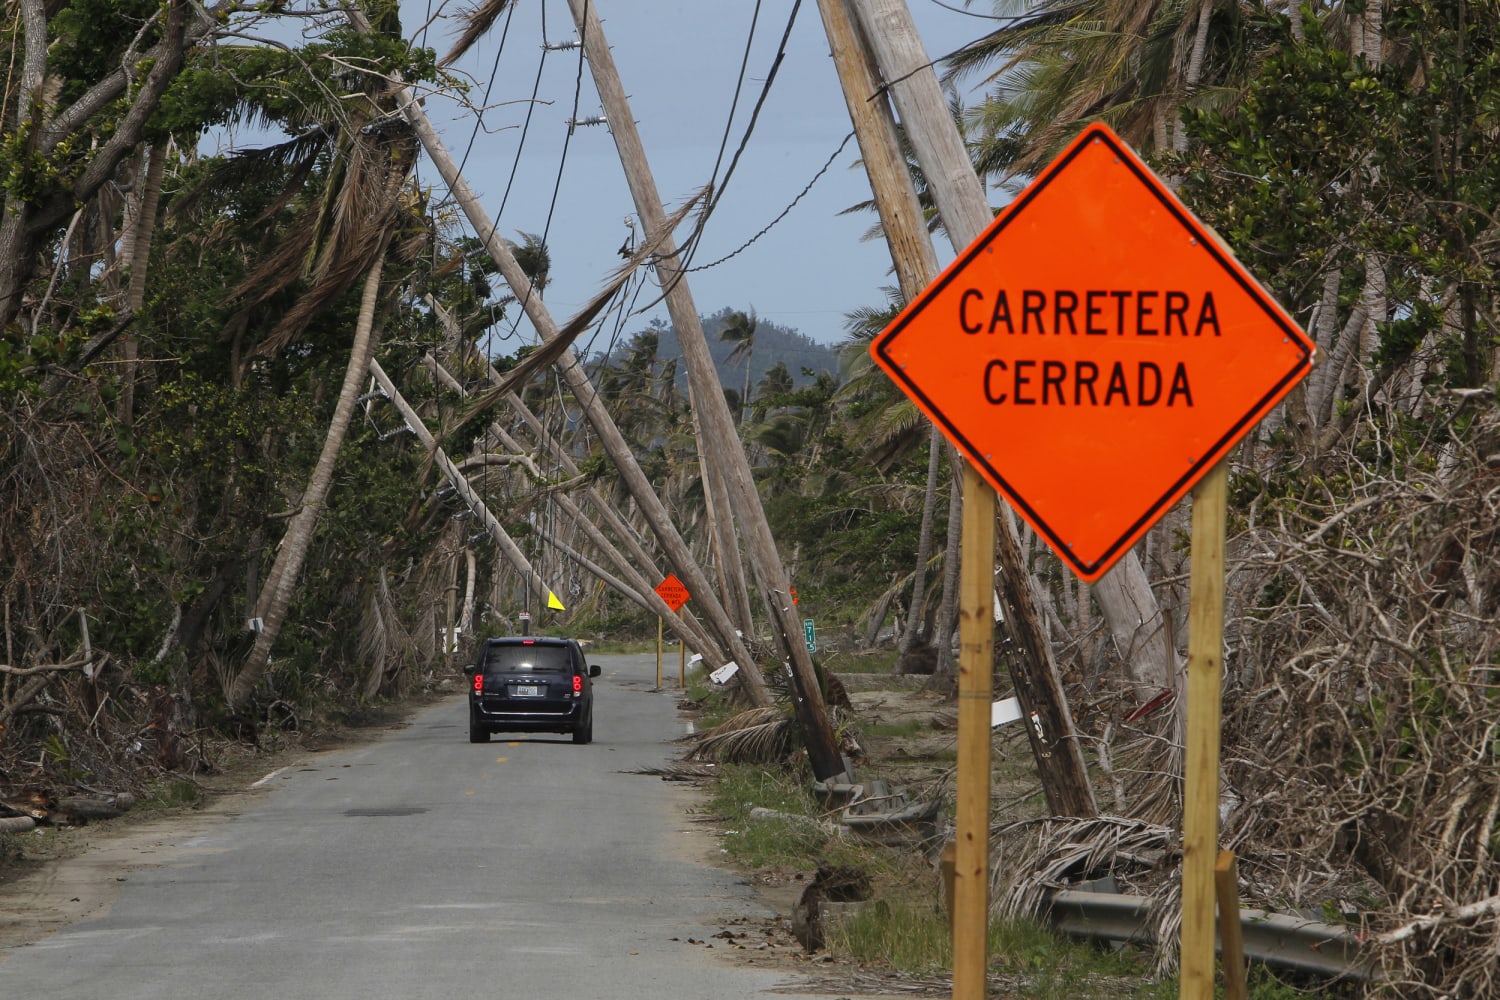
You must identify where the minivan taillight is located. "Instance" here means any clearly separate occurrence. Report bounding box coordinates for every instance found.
[473,673,483,694]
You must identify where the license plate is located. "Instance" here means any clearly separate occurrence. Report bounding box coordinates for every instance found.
[513,684,541,698]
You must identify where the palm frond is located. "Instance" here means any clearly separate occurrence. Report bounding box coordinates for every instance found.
[441,0,515,68]
[449,190,705,428]
[169,134,326,223]
[991,814,1176,920]
[239,128,419,360]
[684,707,798,764]
[357,568,394,701]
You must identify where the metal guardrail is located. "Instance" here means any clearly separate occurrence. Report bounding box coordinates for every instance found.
[809,769,1374,982]
[1045,887,1378,981]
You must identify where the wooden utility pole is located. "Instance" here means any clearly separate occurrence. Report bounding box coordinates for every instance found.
[368,360,560,611]
[843,0,1096,818]
[815,0,941,305]
[814,5,992,996]
[478,417,724,658]
[423,336,727,657]
[567,0,844,781]
[849,2,1180,708]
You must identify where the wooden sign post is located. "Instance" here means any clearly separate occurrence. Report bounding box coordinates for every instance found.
[1182,460,1227,997]
[953,464,995,1000]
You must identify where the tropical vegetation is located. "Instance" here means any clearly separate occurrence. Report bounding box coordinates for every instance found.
[2,1,1498,995]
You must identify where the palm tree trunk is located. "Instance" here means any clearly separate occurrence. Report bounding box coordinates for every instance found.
[898,427,943,662]
[741,349,753,426]
[1309,278,1372,427]
[1091,552,1178,697]
[930,460,964,685]
[1174,2,1215,154]
[369,361,558,611]
[1357,0,1385,67]
[117,142,168,426]
[459,546,478,642]
[228,251,387,711]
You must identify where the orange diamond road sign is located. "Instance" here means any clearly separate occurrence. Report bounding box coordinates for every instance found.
[871,123,1315,582]
[654,573,690,613]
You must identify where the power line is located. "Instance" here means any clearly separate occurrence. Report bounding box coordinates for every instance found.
[685,129,855,274]
[453,3,518,180]
[656,0,806,300]
[701,0,766,212]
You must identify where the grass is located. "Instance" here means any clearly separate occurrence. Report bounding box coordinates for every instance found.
[821,648,900,675]
[700,762,903,873]
[579,638,657,654]
[141,778,205,811]
[698,760,1176,997]
[828,896,1348,999]
[857,718,929,740]
[827,896,952,974]
[702,763,833,869]
[826,894,1177,998]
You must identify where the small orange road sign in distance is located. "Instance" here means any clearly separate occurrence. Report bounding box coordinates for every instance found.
[654,573,690,613]
[871,123,1315,582]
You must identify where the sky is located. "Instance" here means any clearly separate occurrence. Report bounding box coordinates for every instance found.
[404,0,999,351]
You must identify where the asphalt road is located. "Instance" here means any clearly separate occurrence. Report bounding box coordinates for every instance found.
[0,652,820,1000]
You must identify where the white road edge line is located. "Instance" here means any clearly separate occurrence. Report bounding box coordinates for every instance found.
[251,766,292,788]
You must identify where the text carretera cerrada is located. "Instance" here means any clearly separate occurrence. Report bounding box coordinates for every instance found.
[957,287,1221,408]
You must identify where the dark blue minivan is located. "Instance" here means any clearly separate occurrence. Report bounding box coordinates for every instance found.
[465,637,599,744]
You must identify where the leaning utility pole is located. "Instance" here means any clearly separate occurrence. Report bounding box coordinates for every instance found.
[566,0,845,782]
[849,0,1177,707]
[369,359,560,611]
[839,0,1097,818]
[815,5,1088,997]
[420,334,729,665]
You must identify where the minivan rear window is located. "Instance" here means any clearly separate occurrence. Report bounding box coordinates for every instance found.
[483,645,570,672]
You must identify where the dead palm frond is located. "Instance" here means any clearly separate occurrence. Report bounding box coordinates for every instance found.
[623,764,719,782]
[990,814,1176,921]
[169,132,327,224]
[356,566,400,701]
[441,0,514,68]
[233,126,419,363]
[683,706,797,765]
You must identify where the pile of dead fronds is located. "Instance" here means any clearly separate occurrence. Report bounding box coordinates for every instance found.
[681,707,800,765]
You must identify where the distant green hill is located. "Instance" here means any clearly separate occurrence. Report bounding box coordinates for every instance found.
[591,307,843,393]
